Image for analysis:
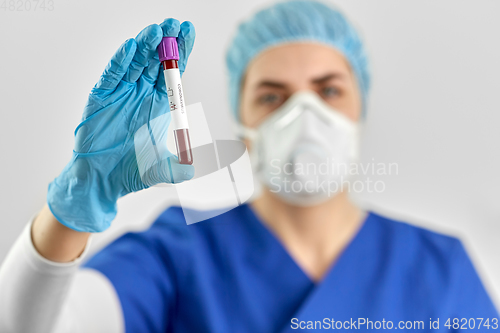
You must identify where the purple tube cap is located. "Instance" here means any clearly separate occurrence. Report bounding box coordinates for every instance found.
[158,37,179,62]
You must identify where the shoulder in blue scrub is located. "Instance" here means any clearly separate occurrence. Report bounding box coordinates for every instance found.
[84,204,499,332]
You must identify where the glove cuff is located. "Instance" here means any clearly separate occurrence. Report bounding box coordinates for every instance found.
[46,174,118,233]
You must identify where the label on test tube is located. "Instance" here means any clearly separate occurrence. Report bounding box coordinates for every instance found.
[164,68,189,131]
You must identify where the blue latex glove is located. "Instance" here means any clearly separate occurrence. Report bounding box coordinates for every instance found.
[47,19,195,233]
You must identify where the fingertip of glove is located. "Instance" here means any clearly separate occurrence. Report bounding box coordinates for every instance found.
[160,18,181,37]
[119,38,137,58]
[137,24,163,49]
[179,21,195,39]
[175,163,195,182]
[183,165,195,180]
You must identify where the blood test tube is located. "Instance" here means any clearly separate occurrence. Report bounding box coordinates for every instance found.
[157,37,193,165]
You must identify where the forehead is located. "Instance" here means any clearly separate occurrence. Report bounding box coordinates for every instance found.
[244,42,352,87]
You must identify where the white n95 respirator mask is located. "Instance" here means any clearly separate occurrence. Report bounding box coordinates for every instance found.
[238,90,360,206]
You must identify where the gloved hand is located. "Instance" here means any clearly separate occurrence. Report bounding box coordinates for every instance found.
[47,19,195,233]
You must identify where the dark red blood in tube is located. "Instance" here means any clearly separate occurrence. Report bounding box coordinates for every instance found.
[174,128,193,165]
[162,59,178,70]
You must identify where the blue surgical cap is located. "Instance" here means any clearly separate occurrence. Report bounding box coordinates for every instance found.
[226,0,370,120]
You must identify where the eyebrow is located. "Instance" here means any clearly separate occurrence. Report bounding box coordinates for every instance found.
[311,72,346,84]
[255,80,287,90]
[254,72,346,90]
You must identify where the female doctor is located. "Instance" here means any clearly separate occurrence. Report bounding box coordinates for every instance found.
[0,1,498,332]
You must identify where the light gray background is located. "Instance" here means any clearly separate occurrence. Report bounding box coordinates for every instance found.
[1,0,499,307]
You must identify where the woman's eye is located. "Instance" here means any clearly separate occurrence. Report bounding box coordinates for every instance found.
[321,86,340,98]
[258,93,282,105]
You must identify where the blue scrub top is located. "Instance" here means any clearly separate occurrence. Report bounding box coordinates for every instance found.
[84,204,499,332]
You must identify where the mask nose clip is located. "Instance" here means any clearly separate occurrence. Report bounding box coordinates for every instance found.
[273,104,302,130]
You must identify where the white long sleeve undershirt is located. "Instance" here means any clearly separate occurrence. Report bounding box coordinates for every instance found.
[0,218,124,333]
